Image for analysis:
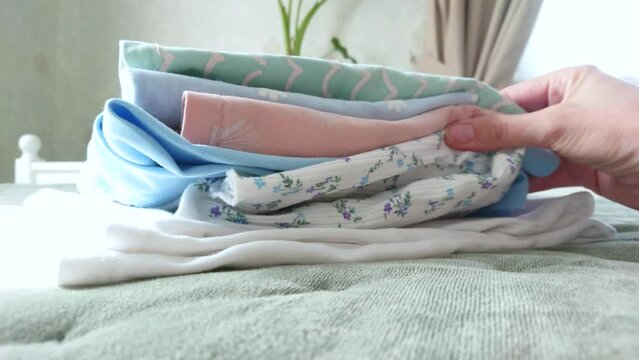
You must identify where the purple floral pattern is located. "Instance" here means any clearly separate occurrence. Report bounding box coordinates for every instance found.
[383,192,412,220]
[334,199,362,223]
[209,204,248,224]
[194,135,525,228]
[477,174,498,190]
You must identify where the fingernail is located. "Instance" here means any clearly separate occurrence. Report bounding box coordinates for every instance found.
[446,123,475,144]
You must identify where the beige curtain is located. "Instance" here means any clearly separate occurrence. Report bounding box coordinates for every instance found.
[418,0,543,88]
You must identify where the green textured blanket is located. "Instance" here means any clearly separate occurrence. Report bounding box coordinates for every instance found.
[1,242,638,360]
[1,189,638,359]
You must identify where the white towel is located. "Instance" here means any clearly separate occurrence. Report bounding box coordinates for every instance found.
[7,189,615,287]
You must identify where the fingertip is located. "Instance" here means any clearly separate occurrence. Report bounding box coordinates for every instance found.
[444,122,475,146]
[498,85,517,100]
[441,106,500,148]
[445,111,545,151]
[444,117,498,151]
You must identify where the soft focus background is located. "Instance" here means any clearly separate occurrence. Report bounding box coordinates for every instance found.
[1,0,638,183]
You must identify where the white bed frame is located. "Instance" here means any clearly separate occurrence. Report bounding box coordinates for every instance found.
[14,134,83,185]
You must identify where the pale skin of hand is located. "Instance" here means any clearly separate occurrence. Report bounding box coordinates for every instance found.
[442,65,639,209]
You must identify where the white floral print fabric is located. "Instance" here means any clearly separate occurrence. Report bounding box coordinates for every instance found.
[178,132,525,229]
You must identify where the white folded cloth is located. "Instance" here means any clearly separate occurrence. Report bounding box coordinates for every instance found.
[6,189,614,287]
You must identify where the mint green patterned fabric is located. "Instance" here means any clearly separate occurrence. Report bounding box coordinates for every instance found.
[119,40,522,115]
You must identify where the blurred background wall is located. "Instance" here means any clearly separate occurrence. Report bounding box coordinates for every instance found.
[0,0,427,182]
[2,0,638,183]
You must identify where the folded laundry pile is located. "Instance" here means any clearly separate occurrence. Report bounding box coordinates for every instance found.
[84,40,560,216]
[38,40,613,286]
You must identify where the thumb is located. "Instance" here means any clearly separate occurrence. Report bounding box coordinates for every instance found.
[444,108,564,152]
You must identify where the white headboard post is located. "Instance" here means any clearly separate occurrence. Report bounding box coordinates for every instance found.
[15,134,43,184]
[15,134,84,185]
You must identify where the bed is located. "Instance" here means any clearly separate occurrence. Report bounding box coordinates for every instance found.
[1,140,639,359]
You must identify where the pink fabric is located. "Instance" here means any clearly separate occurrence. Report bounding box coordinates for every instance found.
[181,91,449,157]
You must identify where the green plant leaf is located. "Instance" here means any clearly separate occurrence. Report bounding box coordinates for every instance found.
[277,0,292,55]
[293,0,328,56]
[331,36,357,63]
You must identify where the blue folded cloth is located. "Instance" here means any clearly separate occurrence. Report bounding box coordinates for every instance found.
[80,99,330,209]
[120,68,480,128]
[523,147,560,177]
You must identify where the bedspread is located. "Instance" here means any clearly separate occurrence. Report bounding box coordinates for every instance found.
[0,186,638,359]
[1,244,638,360]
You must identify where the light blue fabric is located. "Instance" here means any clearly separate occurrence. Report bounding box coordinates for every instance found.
[470,172,529,217]
[522,147,561,177]
[81,99,331,209]
[120,68,480,128]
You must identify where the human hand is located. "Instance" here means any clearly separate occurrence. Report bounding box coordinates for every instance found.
[444,66,639,209]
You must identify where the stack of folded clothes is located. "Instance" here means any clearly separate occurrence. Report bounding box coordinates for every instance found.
[53,40,614,285]
[85,40,561,220]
